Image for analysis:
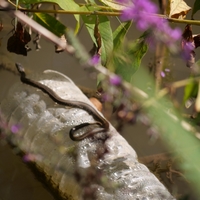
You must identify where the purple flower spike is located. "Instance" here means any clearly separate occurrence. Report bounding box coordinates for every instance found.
[109,75,122,86]
[119,0,181,50]
[23,154,33,162]
[160,71,165,77]
[11,124,21,134]
[90,54,100,65]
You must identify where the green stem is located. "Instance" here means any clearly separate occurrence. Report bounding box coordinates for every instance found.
[18,8,121,16]
[155,76,200,99]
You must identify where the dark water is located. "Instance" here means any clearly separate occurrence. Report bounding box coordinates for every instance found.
[0,1,199,199]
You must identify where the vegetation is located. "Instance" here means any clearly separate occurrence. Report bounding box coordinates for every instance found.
[1,0,200,198]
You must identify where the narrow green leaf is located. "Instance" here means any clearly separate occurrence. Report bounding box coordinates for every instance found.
[113,21,132,50]
[33,13,66,36]
[98,16,113,64]
[183,77,198,104]
[19,0,80,33]
[191,0,200,19]
[80,5,113,64]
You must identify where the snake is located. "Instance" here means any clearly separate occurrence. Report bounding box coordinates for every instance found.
[15,63,109,141]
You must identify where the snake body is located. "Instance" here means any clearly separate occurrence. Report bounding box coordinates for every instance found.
[15,63,109,141]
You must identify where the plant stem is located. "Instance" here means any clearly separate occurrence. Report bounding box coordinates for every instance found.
[18,8,121,16]
[156,76,200,99]
[5,1,200,26]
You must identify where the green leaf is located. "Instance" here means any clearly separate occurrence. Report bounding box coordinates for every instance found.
[19,0,80,33]
[33,13,66,37]
[113,21,132,50]
[191,0,200,19]
[110,33,148,82]
[80,5,113,64]
[183,76,198,104]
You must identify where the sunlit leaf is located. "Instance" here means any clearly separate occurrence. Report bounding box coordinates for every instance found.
[191,0,200,19]
[99,0,129,10]
[19,0,80,33]
[183,77,198,104]
[168,0,191,19]
[33,13,66,37]
[81,5,113,64]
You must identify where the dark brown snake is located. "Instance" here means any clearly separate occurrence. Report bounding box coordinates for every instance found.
[15,63,109,141]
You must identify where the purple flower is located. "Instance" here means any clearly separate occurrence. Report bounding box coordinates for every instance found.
[90,54,100,65]
[11,124,21,134]
[121,0,158,30]
[119,0,181,50]
[23,153,42,162]
[109,75,122,86]
[160,71,165,77]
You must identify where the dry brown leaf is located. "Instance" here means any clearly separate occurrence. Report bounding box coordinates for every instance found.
[169,0,191,19]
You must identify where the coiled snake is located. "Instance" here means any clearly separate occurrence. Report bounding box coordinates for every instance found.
[15,63,109,141]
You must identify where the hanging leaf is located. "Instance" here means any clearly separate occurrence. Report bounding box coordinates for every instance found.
[7,22,31,56]
[113,21,132,50]
[191,0,200,19]
[94,17,102,55]
[182,24,193,42]
[183,77,198,105]
[168,0,191,19]
[33,13,66,37]
[81,5,113,64]
[19,0,80,33]
[55,34,67,53]
[182,25,200,49]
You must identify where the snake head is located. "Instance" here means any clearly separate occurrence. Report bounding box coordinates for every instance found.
[15,63,26,77]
